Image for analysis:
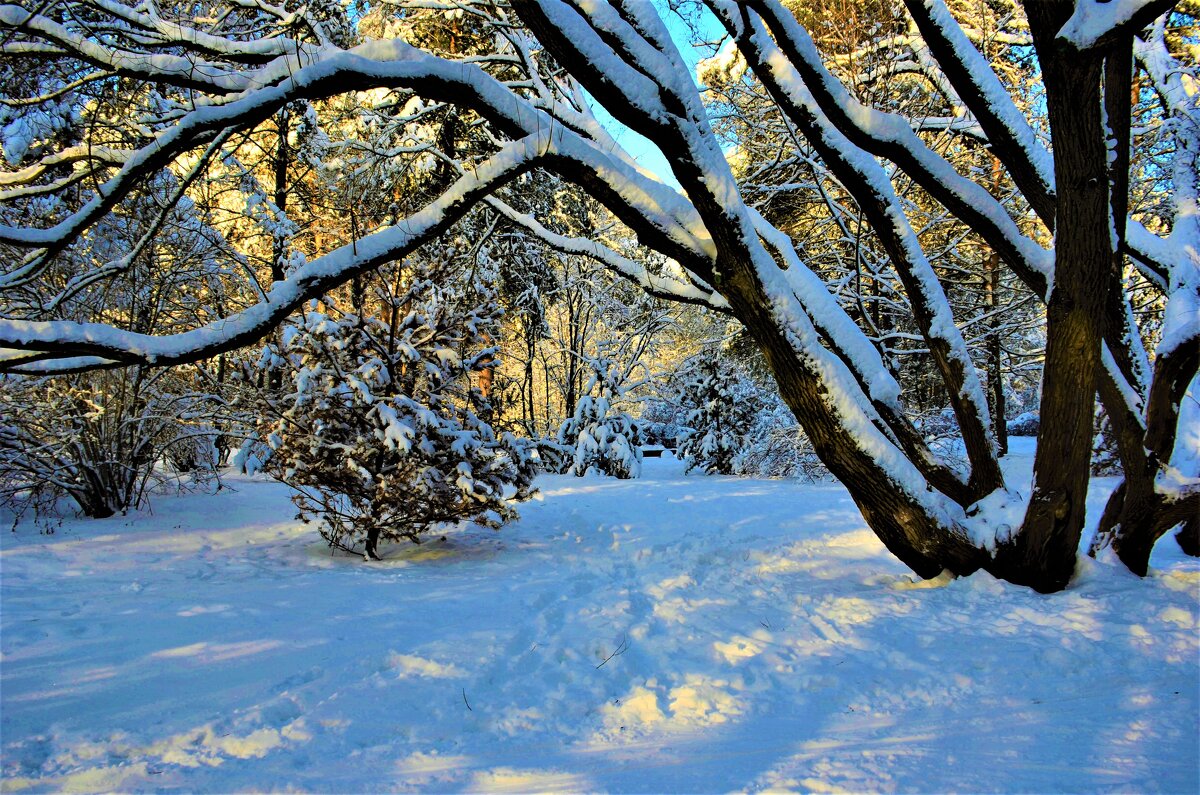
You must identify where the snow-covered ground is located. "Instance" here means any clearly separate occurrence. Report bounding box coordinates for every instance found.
[2,440,1197,793]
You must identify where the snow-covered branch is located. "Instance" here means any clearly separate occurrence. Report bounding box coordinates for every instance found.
[1057,0,1179,52]
[0,131,551,372]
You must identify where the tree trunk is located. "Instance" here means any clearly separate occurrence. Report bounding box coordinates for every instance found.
[268,107,290,393]
[985,156,1007,457]
[1109,337,1200,561]
[1098,481,1200,574]
[1176,517,1200,558]
[1116,495,1200,573]
[721,264,989,580]
[523,329,537,435]
[477,333,495,423]
[72,490,116,519]
[364,524,382,560]
[991,3,1113,592]
[984,247,1007,457]
[1090,262,1199,570]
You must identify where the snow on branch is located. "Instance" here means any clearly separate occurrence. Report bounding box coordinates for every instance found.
[0,30,717,288]
[509,0,997,517]
[0,4,315,94]
[709,0,1003,489]
[901,0,1055,225]
[0,131,553,373]
[708,0,1052,295]
[1057,0,1179,52]
[485,196,728,311]
[513,0,675,126]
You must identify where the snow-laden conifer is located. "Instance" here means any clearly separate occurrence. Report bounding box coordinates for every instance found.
[265,260,535,559]
[556,354,641,479]
[676,357,762,476]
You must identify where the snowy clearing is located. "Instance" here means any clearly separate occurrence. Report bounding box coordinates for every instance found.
[2,441,1197,793]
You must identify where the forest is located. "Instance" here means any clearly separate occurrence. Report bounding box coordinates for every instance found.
[1,0,1196,588]
[0,0,1197,789]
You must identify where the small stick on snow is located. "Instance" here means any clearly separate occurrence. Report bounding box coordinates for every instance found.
[596,634,629,669]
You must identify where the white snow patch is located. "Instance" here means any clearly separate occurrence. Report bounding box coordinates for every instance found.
[385,652,467,679]
[0,460,1195,792]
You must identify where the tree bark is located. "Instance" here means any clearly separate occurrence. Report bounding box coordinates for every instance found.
[1099,485,1200,574]
[1176,517,1200,558]
[364,524,382,560]
[984,155,1008,457]
[268,107,290,393]
[984,247,1007,457]
[1091,241,1199,570]
[721,263,989,580]
[991,2,1113,592]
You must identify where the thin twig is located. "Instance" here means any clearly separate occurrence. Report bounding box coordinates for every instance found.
[596,633,629,669]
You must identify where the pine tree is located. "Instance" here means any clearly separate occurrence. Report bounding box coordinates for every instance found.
[676,358,762,475]
[556,354,641,479]
[264,259,536,560]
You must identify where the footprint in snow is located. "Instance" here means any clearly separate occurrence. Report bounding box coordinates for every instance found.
[273,666,324,694]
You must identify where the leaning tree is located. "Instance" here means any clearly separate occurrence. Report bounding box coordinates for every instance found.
[0,0,1195,592]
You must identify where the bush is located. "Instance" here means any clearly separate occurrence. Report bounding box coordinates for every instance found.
[0,369,220,523]
[1007,412,1040,436]
[264,264,536,559]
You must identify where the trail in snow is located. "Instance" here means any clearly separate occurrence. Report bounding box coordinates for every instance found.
[1,441,1197,793]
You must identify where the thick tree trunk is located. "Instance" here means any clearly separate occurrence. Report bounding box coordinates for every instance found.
[1099,482,1200,574]
[991,3,1113,593]
[722,267,989,580]
[1092,283,1199,573]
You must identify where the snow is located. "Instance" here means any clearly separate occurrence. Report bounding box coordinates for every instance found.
[3,442,1197,793]
[1058,0,1166,51]
[1157,245,1200,360]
